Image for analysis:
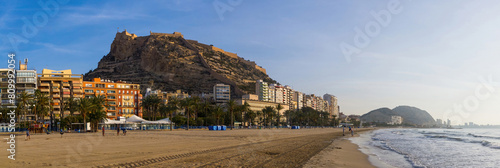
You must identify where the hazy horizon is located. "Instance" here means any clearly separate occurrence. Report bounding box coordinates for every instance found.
[2,0,500,125]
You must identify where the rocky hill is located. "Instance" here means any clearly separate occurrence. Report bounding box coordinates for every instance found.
[360,106,436,126]
[84,30,276,97]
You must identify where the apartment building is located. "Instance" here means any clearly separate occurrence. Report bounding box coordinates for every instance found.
[255,80,269,102]
[214,83,230,103]
[0,69,13,109]
[38,69,83,120]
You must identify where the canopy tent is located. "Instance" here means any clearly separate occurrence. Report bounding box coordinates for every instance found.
[126,115,147,123]
[142,118,172,124]
[103,115,172,125]
[103,119,125,124]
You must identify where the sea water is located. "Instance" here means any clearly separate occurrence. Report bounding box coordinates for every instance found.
[350,128,500,168]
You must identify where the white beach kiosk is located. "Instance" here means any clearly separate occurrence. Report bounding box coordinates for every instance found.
[102,115,173,130]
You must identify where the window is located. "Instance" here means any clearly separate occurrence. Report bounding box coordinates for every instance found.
[107,85,115,88]
[85,89,94,93]
[85,84,92,87]
[119,96,121,99]
[107,90,116,94]
[118,90,121,94]
[126,91,129,94]
[107,96,115,99]
[96,90,100,93]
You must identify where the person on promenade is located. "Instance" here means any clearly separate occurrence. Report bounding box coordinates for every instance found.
[25,130,30,141]
[60,129,64,138]
[123,128,127,136]
[342,126,345,136]
[102,126,105,136]
[117,125,120,136]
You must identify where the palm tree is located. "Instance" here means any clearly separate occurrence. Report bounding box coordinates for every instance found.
[276,104,283,127]
[89,95,107,132]
[180,97,194,130]
[262,106,275,128]
[213,104,225,125]
[33,90,50,123]
[77,97,94,132]
[226,100,237,130]
[16,91,32,122]
[239,102,250,127]
[243,110,256,127]
[167,97,180,131]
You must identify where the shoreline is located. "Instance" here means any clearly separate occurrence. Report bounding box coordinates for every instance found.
[303,128,377,168]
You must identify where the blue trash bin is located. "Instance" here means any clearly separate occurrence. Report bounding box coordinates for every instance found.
[217,126,221,131]
[221,126,226,131]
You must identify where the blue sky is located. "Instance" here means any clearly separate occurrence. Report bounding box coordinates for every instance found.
[2,0,500,125]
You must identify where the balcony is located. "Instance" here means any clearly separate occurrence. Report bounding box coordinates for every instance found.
[53,94,60,98]
[63,94,70,98]
[73,89,83,93]
[52,89,60,92]
[40,88,50,92]
[63,83,70,87]
[40,83,50,87]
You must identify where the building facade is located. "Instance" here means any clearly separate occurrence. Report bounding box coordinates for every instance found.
[38,69,83,120]
[214,83,230,103]
[255,80,269,102]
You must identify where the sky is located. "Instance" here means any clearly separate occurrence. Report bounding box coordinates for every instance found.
[2,0,500,125]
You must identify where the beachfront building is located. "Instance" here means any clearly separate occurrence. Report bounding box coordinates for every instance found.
[16,59,37,121]
[292,91,304,110]
[236,98,289,126]
[323,94,339,117]
[116,81,142,118]
[389,116,403,125]
[0,69,14,109]
[145,88,190,105]
[214,83,230,104]
[38,69,83,121]
[83,78,143,119]
[255,80,269,102]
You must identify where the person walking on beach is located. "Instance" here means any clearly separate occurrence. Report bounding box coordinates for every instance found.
[350,127,354,136]
[102,126,105,136]
[123,128,127,136]
[117,125,120,136]
[60,129,64,138]
[25,130,30,141]
[342,126,345,136]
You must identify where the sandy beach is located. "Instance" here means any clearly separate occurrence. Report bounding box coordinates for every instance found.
[1,128,375,168]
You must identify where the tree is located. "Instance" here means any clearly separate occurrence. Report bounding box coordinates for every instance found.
[239,102,250,127]
[243,110,256,127]
[16,91,32,122]
[262,106,275,128]
[275,104,284,127]
[77,97,94,132]
[165,97,179,131]
[33,90,50,123]
[89,95,107,132]
[180,97,194,130]
[213,104,224,125]
[226,100,237,130]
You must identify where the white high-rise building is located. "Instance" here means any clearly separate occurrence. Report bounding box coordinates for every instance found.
[255,80,269,101]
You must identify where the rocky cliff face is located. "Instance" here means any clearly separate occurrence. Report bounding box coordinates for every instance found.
[84,30,276,96]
